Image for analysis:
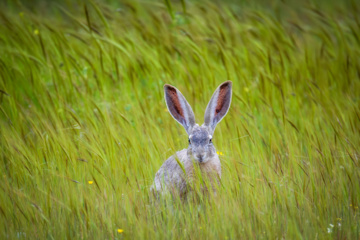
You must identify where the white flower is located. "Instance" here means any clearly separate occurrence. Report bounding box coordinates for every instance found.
[329,224,334,228]
[327,228,332,233]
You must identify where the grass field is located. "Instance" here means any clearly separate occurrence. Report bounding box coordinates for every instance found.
[0,0,359,239]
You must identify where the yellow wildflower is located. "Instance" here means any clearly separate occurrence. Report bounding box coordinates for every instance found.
[217,151,224,156]
[244,87,249,92]
[88,181,93,184]
[117,229,124,233]
[34,29,39,35]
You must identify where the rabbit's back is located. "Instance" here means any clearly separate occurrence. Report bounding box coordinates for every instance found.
[152,149,222,196]
[152,149,190,196]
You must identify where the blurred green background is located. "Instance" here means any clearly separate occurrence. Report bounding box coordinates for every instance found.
[0,0,359,239]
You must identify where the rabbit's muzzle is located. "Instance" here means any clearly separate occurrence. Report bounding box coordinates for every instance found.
[194,153,205,163]
[189,146,214,163]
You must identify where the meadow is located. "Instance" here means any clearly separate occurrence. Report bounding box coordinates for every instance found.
[0,0,359,239]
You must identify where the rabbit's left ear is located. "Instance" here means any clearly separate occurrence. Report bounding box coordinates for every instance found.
[204,81,232,133]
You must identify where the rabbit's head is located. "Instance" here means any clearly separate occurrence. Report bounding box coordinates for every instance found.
[164,81,232,163]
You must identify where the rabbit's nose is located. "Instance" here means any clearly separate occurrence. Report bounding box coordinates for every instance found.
[197,154,204,162]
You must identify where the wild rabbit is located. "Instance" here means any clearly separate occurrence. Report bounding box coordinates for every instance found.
[152,81,232,197]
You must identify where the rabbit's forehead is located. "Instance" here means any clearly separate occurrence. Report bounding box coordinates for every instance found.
[189,126,211,143]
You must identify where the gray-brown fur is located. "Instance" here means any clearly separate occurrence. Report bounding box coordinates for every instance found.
[152,81,232,197]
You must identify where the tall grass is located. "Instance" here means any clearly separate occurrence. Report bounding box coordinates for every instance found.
[0,0,359,238]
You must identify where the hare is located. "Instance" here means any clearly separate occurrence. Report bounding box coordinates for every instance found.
[151,81,232,197]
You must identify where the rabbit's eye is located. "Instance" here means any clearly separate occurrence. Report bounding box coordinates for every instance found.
[188,138,191,144]
[209,138,212,144]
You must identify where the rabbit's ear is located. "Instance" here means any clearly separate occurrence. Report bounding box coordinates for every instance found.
[164,84,195,134]
[204,81,232,133]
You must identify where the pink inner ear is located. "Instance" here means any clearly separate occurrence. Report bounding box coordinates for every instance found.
[167,87,184,119]
[214,83,230,117]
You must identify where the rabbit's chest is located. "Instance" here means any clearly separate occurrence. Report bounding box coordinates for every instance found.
[199,158,221,178]
[182,158,221,183]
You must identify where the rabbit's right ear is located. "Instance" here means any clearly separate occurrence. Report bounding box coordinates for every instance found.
[164,84,195,134]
